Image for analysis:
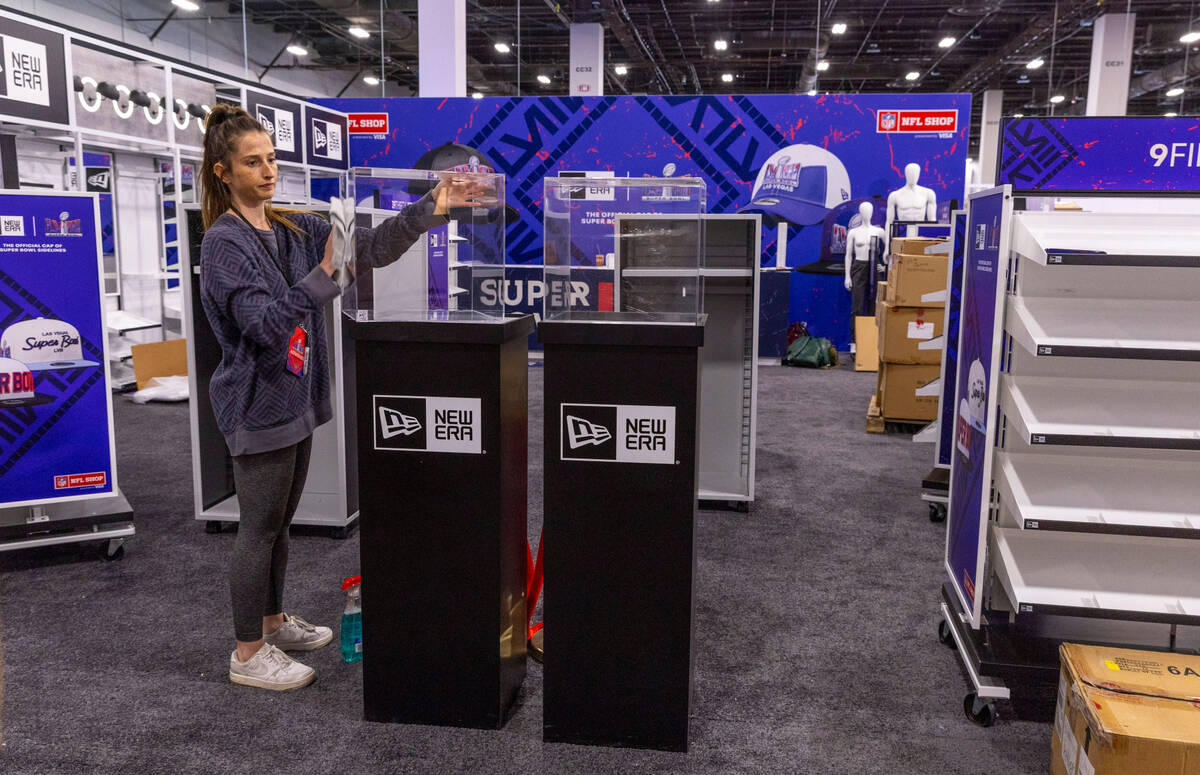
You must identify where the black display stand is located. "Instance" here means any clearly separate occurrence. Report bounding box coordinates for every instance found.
[541,315,705,752]
[346,313,534,729]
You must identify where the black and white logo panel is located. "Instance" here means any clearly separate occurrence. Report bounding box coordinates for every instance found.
[0,21,68,126]
[373,394,482,454]
[560,403,675,464]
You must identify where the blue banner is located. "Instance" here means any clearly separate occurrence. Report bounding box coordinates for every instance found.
[319,93,969,350]
[936,211,967,468]
[0,192,115,507]
[945,187,1010,623]
[997,116,1200,194]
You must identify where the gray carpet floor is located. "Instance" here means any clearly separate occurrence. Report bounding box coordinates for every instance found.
[0,361,1052,774]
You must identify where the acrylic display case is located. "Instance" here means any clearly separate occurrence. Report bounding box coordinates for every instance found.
[344,166,507,321]
[542,176,705,322]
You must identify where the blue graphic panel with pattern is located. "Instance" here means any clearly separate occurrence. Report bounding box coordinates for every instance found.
[320,94,970,350]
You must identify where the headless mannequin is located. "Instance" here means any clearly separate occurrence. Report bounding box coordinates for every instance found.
[843,201,888,342]
[885,162,937,237]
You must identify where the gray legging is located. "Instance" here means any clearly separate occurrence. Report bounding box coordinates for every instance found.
[229,436,312,642]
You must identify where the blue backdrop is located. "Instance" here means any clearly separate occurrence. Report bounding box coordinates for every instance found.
[319,93,970,351]
[0,192,114,507]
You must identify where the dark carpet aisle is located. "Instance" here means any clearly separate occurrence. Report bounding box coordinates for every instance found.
[0,361,1050,774]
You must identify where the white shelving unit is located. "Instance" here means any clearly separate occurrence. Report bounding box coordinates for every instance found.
[995,452,1200,536]
[943,200,1200,723]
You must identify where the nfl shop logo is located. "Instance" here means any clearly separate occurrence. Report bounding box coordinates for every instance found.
[880,112,898,131]
[373,394,482,454]
[55,476,68,488]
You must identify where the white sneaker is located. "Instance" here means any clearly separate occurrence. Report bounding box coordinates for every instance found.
[229,643,315,691]
[263,613,334,652]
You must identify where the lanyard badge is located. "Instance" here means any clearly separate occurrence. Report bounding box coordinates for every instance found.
[287,324,308,377]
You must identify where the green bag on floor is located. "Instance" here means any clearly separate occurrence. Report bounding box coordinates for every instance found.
[782,335,838,369]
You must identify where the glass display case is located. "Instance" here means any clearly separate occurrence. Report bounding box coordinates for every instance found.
[542,176,705,321]
[343,167,507,322]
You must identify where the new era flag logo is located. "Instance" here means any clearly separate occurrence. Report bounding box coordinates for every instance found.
[560,403,675,464]
[378,406,421,439]
[565,415,612,448]
[373,394,482,454]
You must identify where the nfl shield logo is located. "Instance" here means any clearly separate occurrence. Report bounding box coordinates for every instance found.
[880,112,897,131]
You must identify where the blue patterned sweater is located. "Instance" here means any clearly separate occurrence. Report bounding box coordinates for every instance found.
[200,200,442,455]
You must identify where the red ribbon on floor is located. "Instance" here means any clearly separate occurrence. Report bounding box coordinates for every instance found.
[527,528,544,641]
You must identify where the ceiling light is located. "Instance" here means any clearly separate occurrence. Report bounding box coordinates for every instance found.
[1026,57,1044,70]
[721,73,734,83]
[537,74,551,84]
[1012,112,1024,118]
[807,89,817,96]
[472,92,484,99]
[494,42,511,53]
[1181,31,1200,44]
[1049,94,1065,104]
[348,26,369,39]
[714,39,729,51]
[938,36,956,48]
[1165,111,1179,117]
[363,75,380,86]
[816,60,830,72]
[615,65,628,76]
[171,0,200,10]
[831,23,847,35]
[1167,86,1185,97]
[286,43,308,57]
[905,71,920,81]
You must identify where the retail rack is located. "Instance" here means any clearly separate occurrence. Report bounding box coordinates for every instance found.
[941,201,1200,726]
[614,213,760,508]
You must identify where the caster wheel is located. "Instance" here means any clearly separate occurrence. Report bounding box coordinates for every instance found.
[963,692,996,727]
[938,619,955,648]
[204,520,223,534]
[929,503,947,523]
[99,540,125,561]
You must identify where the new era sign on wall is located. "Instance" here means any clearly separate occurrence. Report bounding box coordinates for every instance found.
[0,19,69,126]
[373,394,482,454]
[560,403,676,465]
[304,105,348,170]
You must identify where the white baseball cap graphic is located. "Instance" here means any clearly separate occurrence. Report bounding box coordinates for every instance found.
[0,318,101,371]
[742,143,852,226]
[0,357,54,409]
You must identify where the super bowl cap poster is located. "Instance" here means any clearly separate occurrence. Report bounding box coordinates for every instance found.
[0,191,117,507]
[944,186,1011,626]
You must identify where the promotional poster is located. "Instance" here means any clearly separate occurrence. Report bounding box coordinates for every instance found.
[997,116,1200,194]
[945,187,1011,623]
[0,191,116,507]
[320,93,969,349]
[936,210,967,469]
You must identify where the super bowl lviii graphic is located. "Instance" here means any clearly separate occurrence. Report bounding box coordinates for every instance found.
[0,192,115,507]
[954,359,988,460]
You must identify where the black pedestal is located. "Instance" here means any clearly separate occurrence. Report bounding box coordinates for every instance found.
[346,314,534,729]
[541,316,705,752]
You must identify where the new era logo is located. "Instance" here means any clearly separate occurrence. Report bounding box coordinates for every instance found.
[560,403,675,465]
[565,415,612,449]
[1,216,23,236]
[373,394,482,454]
[378,406,421,439]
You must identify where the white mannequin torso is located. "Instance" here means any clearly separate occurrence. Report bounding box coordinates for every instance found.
[845,223,887,262]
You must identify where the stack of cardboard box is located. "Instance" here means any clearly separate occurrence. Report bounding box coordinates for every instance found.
[873,237,947,423]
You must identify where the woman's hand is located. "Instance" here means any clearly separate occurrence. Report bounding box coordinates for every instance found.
[433,174,495,215]
[320,230,336,276]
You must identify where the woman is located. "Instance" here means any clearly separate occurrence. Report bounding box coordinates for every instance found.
[199,104,479,691]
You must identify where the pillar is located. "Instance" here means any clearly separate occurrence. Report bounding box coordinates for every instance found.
[419,0,467,97]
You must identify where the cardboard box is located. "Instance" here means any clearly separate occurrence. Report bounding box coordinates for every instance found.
[877,302,943,365]
[885,251,948,308]
[131,338,188,390]
[875,363,938,421]
[853,316,878,372]
[889,237,943,257]
[1051,643,1200,775]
